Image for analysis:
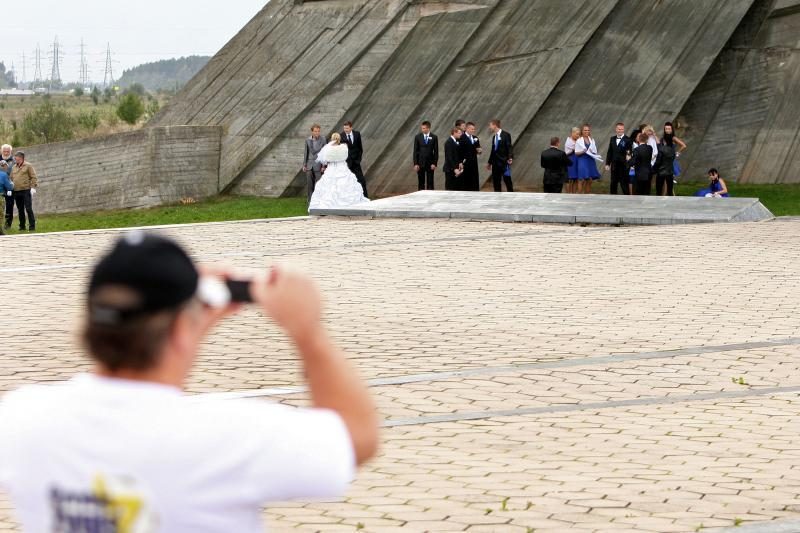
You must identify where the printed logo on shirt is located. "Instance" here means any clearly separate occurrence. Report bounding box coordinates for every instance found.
[50,474,156,533]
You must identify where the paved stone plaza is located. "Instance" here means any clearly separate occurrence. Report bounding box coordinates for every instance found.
[1,216,799,532]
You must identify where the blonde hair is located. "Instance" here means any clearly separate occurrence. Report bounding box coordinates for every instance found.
[330,132,341,145]
[643,125,655,136]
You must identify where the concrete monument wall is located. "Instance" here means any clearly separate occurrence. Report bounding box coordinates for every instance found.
[677,0,800,183]
[154,0,798,194]
[24,126,221,214]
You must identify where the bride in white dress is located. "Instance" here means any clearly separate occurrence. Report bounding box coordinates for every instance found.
[309,133,370,211]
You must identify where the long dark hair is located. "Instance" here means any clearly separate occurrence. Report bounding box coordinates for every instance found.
[662,122,675,146]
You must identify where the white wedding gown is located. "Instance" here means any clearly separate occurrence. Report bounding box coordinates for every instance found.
[308,142,370,211]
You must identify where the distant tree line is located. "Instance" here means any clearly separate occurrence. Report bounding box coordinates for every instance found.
[117,56,210,92]
[0,62,17,89]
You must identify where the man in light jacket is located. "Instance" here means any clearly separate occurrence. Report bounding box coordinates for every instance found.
[9,151,37,232]
[303,124,327,204]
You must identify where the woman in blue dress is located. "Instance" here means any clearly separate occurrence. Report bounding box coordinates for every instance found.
[574,124,601,193]
[695,168,729,197]
[563,127,581,194]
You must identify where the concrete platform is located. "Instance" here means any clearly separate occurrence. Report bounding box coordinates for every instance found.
[310,191,775,225]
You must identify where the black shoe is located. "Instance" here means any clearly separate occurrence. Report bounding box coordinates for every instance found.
[28,227,36,232]
[18,227,26,232]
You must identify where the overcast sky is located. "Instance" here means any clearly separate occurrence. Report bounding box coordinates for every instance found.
[1,0,267,84]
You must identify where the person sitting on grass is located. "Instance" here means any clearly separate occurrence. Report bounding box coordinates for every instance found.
[695,168,729,198]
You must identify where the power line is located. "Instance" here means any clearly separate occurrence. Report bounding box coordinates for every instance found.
[79,38,90,87]
[47,35,64,89]
[33,44,43,86]
[103,43,115,87]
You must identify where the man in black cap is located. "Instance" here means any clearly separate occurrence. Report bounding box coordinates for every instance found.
[0,232,379,532]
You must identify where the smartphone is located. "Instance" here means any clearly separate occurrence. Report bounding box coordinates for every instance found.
[226,279,253,303]
[198,277,253,307]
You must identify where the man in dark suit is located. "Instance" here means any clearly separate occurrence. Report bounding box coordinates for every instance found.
[540,136,572,193]
[461,122,482,191]
[605,122,631,195]
[342,121,367,197]
[486,119,514,192]
[455,119,468,190]
[443,128,464,191]
[413,121,439,190]
[627,133,653,195]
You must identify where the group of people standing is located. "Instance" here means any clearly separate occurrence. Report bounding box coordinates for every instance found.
[303,122,368,205]
[0,144,38,233]
[302,119,728,208]
[302,118,517,210]
[415,119,515,193]
[423,119,692,196]
[542,122,688,196]
[304,123,371,211]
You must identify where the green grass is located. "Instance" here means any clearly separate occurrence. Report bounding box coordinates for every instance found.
[674,182,800,216]
[4,196,308,235]
[3,182,799,236]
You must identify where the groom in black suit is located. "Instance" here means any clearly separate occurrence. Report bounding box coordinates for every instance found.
[413,121,439,190]
[462,122,482,191]
[486,119,514,192]
[444,128,464,191]
[605,122,631,195]
[342,121,367,197]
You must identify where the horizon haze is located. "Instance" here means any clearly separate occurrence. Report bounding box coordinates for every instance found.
[0,0,267,85]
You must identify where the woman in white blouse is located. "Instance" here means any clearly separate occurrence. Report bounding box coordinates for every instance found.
[574,124,601,194]
[563,127,581,194]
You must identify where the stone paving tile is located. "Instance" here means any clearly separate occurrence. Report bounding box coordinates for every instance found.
[263,394,800,532]
[1,217,799,532]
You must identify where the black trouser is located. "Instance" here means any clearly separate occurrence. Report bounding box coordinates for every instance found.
[464,161,480,191]
[543,182,563,193]
[656,173,674,196]
[444,171,458,191]
[635,178,652,196]
[609,162,629,195]
[417,167,435,190]
[307,167,322,204]
[348,161,367,198]
[13,189,35,229]
[491,162,513,192]
[4,194,13,227]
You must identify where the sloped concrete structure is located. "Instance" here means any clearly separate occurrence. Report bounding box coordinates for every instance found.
[677,0,800,183]
[150,0,799,197]
[310,191,775,225]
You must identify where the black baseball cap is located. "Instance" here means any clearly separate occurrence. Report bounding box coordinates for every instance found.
[88,232,199,325]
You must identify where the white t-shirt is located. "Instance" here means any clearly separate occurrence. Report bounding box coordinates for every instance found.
[0,374,355,532]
